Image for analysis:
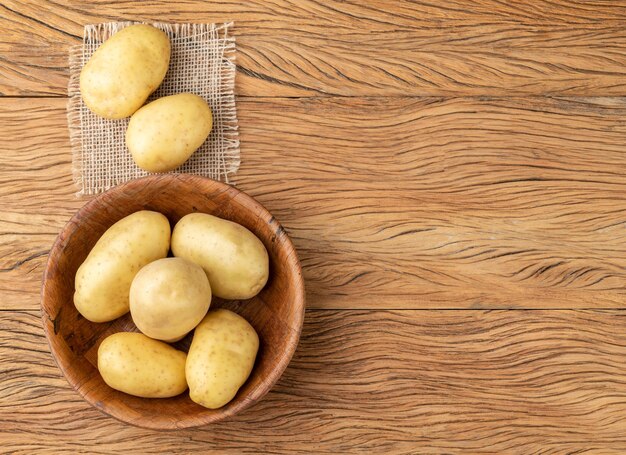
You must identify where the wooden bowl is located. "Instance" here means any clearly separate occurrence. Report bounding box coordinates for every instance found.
[40,174,305,429]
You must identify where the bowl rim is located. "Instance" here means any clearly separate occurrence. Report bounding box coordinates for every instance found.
[40,174,306,429]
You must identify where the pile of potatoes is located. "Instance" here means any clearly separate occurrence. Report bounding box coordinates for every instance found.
[76,23,264,409]
[74,210,269,409]
[80,24,212,172]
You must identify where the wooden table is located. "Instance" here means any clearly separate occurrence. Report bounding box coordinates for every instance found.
[2,2,626,453]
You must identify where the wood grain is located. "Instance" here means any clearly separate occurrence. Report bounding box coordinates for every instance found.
[3,310,626,453]
[4,1,626,96]
[1,97,624,311]
[3,2,626,450]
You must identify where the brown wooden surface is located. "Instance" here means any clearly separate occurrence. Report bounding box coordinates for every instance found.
[1,1,626,453]
[4,1,626,97]
[4,310,626,453]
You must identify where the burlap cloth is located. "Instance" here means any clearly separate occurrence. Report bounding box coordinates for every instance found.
[67,22,240,195]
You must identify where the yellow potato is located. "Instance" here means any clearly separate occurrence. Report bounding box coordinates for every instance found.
[126,93,213,172]
[130,257,212,342]
[74,211,170,323]
[171,213,269,299]
[98,332,187,398]
[80,24,170,119]
[186,309,259,409]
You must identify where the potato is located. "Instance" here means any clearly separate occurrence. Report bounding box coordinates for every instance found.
[171,213,269,299]
[186,309,259,409]
[74,211,170,323]
[126,93,213,172]
[80,24,170,119]
[98,332,187,398]
[130,257,211,342]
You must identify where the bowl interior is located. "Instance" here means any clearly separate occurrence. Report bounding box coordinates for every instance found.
[41,174,305,429]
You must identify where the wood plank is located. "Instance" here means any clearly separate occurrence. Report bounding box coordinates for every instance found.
[4,1,626,96]
[0,98,83,311]
[1,96,625,311]
[238,96,626,310]
[2,310,626,453]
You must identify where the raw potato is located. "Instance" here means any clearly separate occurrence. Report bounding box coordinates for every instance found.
[98,332,187,398]
[126,93,213,172]
[130,257,212,342]
[186,309,259,409]
[74,211,170,322]
[171,213,269,299]
[80,24,170,119]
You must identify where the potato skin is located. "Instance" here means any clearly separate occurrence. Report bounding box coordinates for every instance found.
[171,213,269,300]
[98,332,187,398]
[80,24,171,119]
[126,93,213,172]
[186,310,259,409]
[130,257,212,342]
[74,211,170,323]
